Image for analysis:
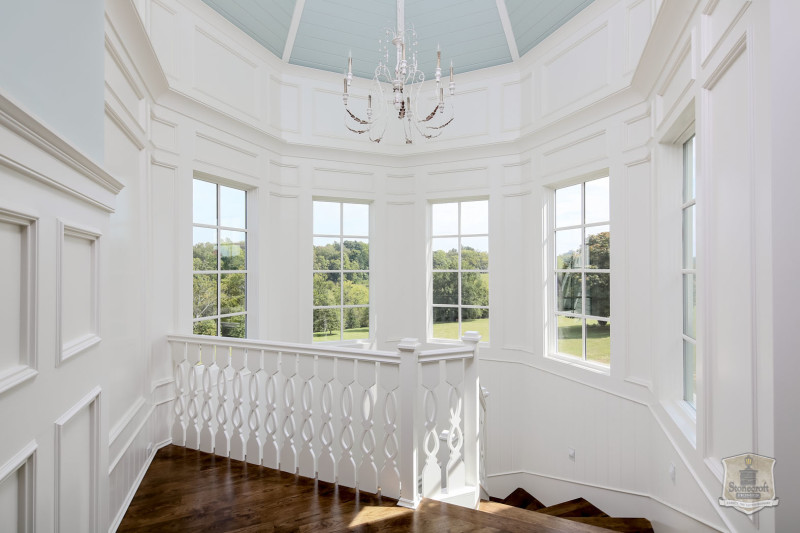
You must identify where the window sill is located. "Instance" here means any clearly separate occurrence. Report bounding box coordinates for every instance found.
[545,352,611,375]
[663,399,697,448]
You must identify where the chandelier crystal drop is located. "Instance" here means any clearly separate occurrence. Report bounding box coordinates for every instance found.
[342,0,455,144]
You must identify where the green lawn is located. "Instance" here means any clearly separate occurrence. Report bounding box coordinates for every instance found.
[313,326,369,342]
[432,318,489,343]
[556,315,610,365]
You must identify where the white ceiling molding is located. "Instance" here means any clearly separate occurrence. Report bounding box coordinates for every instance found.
[496,0,520,62]
[282,0,305,63]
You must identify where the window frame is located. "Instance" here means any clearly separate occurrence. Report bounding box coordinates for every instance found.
[681,135,697,409]
[191,177,250,338]
[547,174,611,372]
[429,198,490,344]
[312,199,372,344]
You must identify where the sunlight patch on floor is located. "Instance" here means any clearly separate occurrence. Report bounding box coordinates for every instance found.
[348,505,413,527]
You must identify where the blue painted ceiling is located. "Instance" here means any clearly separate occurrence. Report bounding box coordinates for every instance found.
[201,0,595,79]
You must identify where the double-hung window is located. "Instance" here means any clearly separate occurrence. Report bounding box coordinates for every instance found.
[312,201,370,342]
[431,200,489,341]
[192,178,248,338]
[553,177,610,365]
[682,136,697,407]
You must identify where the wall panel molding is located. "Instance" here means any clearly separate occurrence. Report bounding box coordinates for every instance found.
[54,386,101,533]
[0,440,37,533]
[0,207,38,395]
[56,220,102,366]
[0,93,123,198]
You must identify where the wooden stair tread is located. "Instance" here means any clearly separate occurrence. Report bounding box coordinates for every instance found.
[569,517,655,533]
[498,487,546,510]
[537,497,609,517]
[476,500,613,533]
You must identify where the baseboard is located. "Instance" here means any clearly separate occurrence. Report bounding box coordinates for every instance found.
[107,395,173,533]
[486,470,727,533]
[108,438,171,533]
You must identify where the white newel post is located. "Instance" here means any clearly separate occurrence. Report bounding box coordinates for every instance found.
[461,331,481,508]
[397,338,420,509]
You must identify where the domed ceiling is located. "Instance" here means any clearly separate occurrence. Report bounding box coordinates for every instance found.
[200,0,595,80]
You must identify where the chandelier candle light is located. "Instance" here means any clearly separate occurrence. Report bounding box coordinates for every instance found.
[342,0,455,144]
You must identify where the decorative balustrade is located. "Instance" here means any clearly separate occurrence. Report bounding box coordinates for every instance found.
[168,332,483,509]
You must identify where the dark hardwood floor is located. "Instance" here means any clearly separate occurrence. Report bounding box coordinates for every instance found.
[118,445,611,532]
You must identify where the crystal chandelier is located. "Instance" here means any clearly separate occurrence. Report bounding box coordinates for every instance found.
[342,0,455,144]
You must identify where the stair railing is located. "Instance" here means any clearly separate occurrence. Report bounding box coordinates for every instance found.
[167,331,482,508]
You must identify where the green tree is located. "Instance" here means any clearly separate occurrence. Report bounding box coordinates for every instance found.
[585,231,610,322]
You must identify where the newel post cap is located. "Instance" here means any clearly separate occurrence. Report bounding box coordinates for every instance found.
[397,338,420,352]
[461,331,482,344]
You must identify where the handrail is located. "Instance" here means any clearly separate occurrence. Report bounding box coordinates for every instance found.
[167,333,400,364]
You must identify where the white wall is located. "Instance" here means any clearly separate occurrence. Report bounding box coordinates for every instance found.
[133,0,780,531]
[0,0,789,531]
[0,0,105,163]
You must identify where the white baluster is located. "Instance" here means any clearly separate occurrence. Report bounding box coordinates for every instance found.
[185,343,202,449]
[379,362,400,499]
[215,347,231,457]
[280,352,298,473]
[229,346,247,461]
[444,358,465,492]
[317,357,336,483]
[297,354,316,477]
[246,349,263,465]
[262,350,280,469]
[357,361,378,494]
[397,339,420,508]
[171,342,187,446]
[199,362,214,453]
[337,358,357,488]
[420,360,442,498]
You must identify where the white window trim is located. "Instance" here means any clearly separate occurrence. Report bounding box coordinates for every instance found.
[429,199,490,344]
[546,175,611,373]
[191,177,251,338]
[312,199,372,345]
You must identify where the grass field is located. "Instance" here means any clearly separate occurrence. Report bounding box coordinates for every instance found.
[313,326,369,342]
[556,315,610,365]
[432,318,489,342]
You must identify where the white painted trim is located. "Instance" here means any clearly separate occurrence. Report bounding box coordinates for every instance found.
[486,469,726,532]
[109,397,147,449]
[0,153,115,213]
[0,206,38,395]
[0,440,37,533]
[54,386,102,533]
[56,220,103,366]
[108,439,170,533]
[495,0,520,62]
[109,405,154,473]
[282,0,305,63]
[0,92,123,194]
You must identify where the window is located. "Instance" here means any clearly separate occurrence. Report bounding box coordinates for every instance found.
[553,177,610,365]
[313,201,370,342]
[682,136,696,407]
[192,179,247,337]
[431,200,489,342]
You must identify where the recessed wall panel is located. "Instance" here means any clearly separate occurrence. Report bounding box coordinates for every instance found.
[62,235,94,344]
[706,44,753,461]
[426,167,488,193]
[313,168,374,192]
[194,29,257,117]
[195,133,259,178]
[543,25,609,115]
[0,221,23,373]
[150,0,178,78]
[0,469,18,532]
[541,131,607,176]
[626,0,653,72]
